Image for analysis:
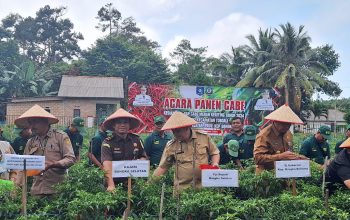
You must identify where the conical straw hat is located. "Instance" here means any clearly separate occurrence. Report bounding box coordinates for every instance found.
[103,108,141,130]
[339,137,350,148]
[264,104,303,124]
[161,111,198,130]
[14,104,59,128]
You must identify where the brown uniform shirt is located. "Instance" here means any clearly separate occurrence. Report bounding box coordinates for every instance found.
[158,130,220,192]
[101,133,147,183]
[254,124,293,173]
[17,128,75,195]
[101,133,146,162]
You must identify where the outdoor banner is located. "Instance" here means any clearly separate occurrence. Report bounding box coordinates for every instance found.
[128,83,281,134]
[275,160,311,178]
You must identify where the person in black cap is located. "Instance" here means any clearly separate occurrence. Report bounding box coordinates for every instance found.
[144,116,172,166]
[11,127,32,155]
[64,117,86,161]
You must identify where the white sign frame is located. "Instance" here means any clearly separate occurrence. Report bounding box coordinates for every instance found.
[202,169,239,187]
[275,160,311,178]
[3,154,45,170]
[112,160,150,178]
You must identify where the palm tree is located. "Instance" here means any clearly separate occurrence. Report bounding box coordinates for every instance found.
[237,23,330,114]
[206,47,247,86]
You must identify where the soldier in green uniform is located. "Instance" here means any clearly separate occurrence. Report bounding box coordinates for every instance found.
[11,127,32,155]
[335,124,350,154]
[153,112,220,193]
[144,116,172,166]
[64,117,86,161]
[223,117,244,144]
[231,125,257,169]
[101,108,147,192]
[88,118,108,169]
[220,117,244,164]
[299,125,331,165]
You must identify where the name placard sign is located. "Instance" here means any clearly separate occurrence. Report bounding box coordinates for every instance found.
[202,169,239,187]
[112,160,150,178]
[4,154,45,170]
[275,160,311,178]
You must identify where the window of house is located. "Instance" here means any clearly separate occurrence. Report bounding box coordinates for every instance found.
[73,109,81,118]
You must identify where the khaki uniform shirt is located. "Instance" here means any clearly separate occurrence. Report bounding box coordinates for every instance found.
[254,124,293,173]
[17,128,75,195]
[158,130,220,192]
[0,141,16,180]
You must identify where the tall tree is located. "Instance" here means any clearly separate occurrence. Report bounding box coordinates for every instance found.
[170,39,212,85]
[82,35,169,83]
[2,5,83,65]
[96,3,122,36]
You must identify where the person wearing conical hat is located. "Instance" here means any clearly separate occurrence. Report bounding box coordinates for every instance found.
[101,108,147,192]
[153,111,220,193]
[14,104,75,197]
[299,125,331,165]
[11,127,32,155]
[254,104,308,174]
[324,137,350,193]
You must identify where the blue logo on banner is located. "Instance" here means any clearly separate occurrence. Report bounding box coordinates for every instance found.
[205,87,213,95]
[196,87,204,96]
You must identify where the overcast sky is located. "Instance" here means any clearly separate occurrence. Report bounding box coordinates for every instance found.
[0,0,349,100]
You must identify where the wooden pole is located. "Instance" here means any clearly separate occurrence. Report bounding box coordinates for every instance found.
[325,188,329,209]
[292,178,297,196]
[159,183,165,220]
[322,156,329,198]
[123,177,132,220]
[21,159,27,219]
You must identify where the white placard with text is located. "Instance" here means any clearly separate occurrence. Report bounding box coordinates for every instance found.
[202,169,239,187]
[275,160,311,178]
[3,154,45,170]
[112,160,150,178]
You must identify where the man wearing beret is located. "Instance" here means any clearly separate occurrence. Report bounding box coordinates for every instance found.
[144,116,172,166]
[299,125,331,165]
